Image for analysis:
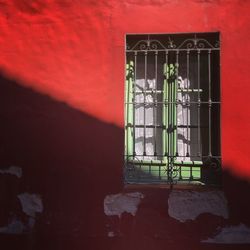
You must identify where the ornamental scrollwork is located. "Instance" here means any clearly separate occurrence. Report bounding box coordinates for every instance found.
[126,35,219,51]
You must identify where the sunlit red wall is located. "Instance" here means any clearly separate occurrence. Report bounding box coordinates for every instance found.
[0,0,250,179]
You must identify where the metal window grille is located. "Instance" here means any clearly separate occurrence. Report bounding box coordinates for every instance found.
[125,33,221,185]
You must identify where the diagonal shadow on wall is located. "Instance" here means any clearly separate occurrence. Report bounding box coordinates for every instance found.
[1,72,250,250]
[0,72,124,249]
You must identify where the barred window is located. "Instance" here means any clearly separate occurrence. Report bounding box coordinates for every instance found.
[125,33,221,185]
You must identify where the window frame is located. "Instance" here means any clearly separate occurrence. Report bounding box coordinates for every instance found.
[124,32,221,185]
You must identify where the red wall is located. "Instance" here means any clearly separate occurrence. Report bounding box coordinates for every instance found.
[1,1,250,249]
[0,0,250,178]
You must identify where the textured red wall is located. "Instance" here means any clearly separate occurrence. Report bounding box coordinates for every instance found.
[1,1,250,249]
[0,0,250,178]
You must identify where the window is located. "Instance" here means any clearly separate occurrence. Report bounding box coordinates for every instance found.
[125,33,221,185]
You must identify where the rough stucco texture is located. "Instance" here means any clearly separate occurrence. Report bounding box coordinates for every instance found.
[0,0,250,178]
[1,2,250,249]
[168,190,229,222]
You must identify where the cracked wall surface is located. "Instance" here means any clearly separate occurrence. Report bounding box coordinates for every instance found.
[0,0,250,249]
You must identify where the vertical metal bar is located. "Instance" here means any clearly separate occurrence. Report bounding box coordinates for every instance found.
[166,52,171,180]
[175,51,179,157]
[208,50,212,156]
[170,53,175,182]
[154,51,158,156]
[182,84,185,158]
[165,51,169,158]
[168,57,173,181]
[125,60,133,158]
[143,51,147,156]
[197,50,201,157]
[190,165,193,180]
[133,52,137,156]
[169,60,173,158]
[179,166,182,180]
[163,51,169,179]
[186,50,190,157]
[125,62,129,160]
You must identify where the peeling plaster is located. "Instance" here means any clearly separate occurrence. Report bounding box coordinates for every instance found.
[17,192,43,217]
[108,231,115,237]
[168,190,228,222]
[104,192,144,218]
[0,193,43,234]
[202,224,250,244]
[0,166,22,178]
[0,218,26,234]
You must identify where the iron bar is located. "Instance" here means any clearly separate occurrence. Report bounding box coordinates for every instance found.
[135,90,164,94]
[126,62,130,162]
[182,93,185,158]
[208,50,212,156]
[165,51,168,158]
[125,154,221,158]
[143,51,147,156]
[127,101,220,104]
[186,50,190,157]
[175,51,179,157]
[134,89,203,94]
[163,51,168,160]
[166,50,171,180]
[127,124,204,129]
[197,50,201,157]
[154,51,158,156]
[178,89,203,93]
[133,52,137,156]
[179,166,182,179]
[127,48,220,52]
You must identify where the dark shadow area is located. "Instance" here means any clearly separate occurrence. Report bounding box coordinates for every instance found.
[1,72,250,250]
[222,168,250,225]
[0,72,123,249]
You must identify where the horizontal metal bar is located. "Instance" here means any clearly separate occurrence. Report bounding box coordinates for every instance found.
[178,125,207,128]
[126,161,209,167]
[135,90,163,94]
[178,89,203,93]
[134,89,203,94]
[126,101,221,104]
[126,161,165,166]
[174,161,203,166]
[125,154,221,158]
[126,124,207,129]
[127,124,166,128]
[125,180,206,186]
[126,48,220,52]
